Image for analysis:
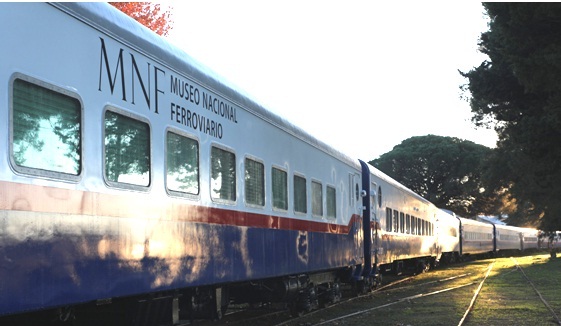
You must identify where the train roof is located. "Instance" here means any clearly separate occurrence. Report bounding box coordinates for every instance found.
[51,2,359,167]
[366,161,432,205]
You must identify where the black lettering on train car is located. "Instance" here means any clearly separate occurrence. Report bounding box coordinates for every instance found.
[202,92,238,123]
[98,37,164,114]
[171,103,223,139]
[170,75,200,105]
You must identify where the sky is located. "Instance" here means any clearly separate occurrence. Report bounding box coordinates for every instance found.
[164,1,496,161]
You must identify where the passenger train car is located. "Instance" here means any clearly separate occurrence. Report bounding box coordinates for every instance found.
[0,2,546,324]
[361,163,441,277]
[0,2,366,321]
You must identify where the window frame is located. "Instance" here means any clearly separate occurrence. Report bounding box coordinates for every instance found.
[210,143,237,204]
[393,210,399,233]
[272,165,289,212]
[326,184,337,220]
[293,173,307,215]
[9,73,83,182]
[244,155,265,208]
[102,106,152,191]
[165,127,200,199]
[405,214,411,234]
[311,179,323,218]
[386,208,392,232]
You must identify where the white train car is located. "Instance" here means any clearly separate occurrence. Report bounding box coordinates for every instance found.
[436,209,461,263]
[458,217,495,255]
[0,2,366,320]
[520,227,540,250]
[495,224,523,251]
[361,162,439,275]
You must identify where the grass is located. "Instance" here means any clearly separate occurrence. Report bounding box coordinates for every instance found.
[299,253,561,326]
[467,254,561,326]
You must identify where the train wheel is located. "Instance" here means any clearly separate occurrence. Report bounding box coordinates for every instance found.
[320,282,341,307]
[353,280,368,296]
[415,261,429,274]
[376,274,383,288]
[289,285,318,317]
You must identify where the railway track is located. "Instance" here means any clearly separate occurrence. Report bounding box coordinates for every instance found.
[193,265,480,326]
[508,257,561,325]
[190,254,560,326]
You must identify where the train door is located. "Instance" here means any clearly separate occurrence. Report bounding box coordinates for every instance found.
[350,172,363,261]
[358,160,378,285]
[434,212,440,258]
[370,182,380,268]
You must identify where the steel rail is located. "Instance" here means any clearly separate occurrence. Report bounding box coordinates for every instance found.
[313,282,476,325]
[510,257,561,326]
[457,260,494,326]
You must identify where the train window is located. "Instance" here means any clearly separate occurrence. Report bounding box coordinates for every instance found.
[166,131,199,195]
[393,210,399,233]
[378,186,382,208]
[386,208,392,232]
[326,185,336,219]
[405,214,411,234]
[104,110,150,187]
[11,77,82,177]
[312,181,323,217]
[294,175,307,214]
[245,157,265,207]
[211,146,236,202]
[400,212,405,233]
[272,167,288,210]
[411,217,416,235]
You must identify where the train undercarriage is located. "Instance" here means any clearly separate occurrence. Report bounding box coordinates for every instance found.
[0,268,357,325]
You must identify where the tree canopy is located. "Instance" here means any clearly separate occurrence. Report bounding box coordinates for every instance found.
[461,3,561,230]
[370,135,498,217]
[109,2,173,36]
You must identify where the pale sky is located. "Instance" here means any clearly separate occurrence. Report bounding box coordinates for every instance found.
[164,1,496,161]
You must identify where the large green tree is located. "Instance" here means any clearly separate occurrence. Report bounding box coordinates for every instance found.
[461,3,561,230]
[370,135,498,217]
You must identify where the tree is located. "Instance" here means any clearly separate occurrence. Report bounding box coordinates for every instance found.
[110,2,173,36]
[370,135,498,217]
[460,3,561,230]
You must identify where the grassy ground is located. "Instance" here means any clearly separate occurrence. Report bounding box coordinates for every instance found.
[466,254,561,326]
[286,253,561,326]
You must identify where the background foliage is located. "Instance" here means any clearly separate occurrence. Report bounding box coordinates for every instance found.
[109,2,173,36]
[461,3,561,230]
[370,135,500,217]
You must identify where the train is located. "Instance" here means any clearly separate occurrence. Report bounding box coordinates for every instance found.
[0,2,552,324]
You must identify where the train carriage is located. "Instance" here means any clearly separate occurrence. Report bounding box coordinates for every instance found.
[0,2,366,319]
[495,224,523,251]
[458,217,495,255]
[435,209,461,263]
[360,161,439,276]
[0,2,553,324]
[520,227,540,250]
